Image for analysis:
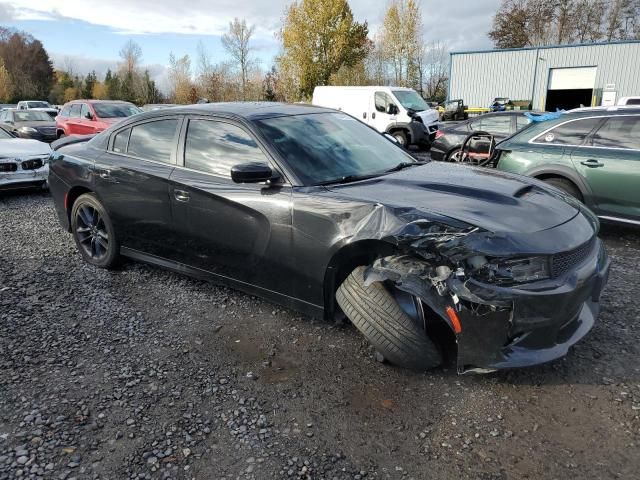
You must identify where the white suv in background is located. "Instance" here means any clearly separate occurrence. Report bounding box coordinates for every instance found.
[16,100,59,119]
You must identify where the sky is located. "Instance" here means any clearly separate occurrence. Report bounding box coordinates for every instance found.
[0,0,501,91]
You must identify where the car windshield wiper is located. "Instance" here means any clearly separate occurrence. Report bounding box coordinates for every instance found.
[385,161,427,173]
[316,173,382,186]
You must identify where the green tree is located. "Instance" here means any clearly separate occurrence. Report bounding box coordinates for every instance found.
[82,70,97,98]
[277,0,369,98]
[104,69,121,99]
[381,0,423,88]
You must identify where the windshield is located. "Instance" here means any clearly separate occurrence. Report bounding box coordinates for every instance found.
[256,112,419,186]
[27,101,51,108]
[93,103,141,118]
[392,90,429,112]
[14,111,52,122]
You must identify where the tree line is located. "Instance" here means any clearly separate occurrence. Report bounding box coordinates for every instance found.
[489,0,640,48]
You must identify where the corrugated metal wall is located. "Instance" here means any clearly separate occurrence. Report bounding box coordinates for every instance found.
[449,42,640,110]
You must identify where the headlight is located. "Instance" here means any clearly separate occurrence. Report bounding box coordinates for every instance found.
[473,256,550,284]
[18,126,37,133]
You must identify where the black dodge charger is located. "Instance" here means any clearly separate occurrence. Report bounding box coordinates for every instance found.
[48,103,610,373]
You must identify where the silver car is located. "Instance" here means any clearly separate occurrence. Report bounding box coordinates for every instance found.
[0,127,51,190]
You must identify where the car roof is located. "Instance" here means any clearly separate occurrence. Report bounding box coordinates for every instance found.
[134,102,336,121]
[567,105,640,114]
[66,99,134,105]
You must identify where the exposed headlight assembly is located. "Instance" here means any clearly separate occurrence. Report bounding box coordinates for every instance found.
[471,256,550,284]
[18,126,37,133]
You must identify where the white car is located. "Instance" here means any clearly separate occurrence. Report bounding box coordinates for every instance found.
[0,127,51,191]
[16,100,59,119]
[312,86,439,148]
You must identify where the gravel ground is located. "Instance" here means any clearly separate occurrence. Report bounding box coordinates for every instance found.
[1,191,639,480]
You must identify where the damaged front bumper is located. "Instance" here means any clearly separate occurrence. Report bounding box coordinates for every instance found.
[366,238,610,374]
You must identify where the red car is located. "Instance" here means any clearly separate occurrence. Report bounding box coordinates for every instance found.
[56,100,141,138]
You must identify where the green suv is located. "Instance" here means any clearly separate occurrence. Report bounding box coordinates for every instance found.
[495,108,640,226]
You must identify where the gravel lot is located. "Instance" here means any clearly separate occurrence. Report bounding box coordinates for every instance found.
[1,191,639,480]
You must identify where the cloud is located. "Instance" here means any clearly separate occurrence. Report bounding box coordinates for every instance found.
[5,0,500,52]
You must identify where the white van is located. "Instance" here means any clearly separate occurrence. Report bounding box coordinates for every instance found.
[312,86,439,148]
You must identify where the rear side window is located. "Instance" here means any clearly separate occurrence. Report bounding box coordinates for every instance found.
[478,115,512,135]
[127,119,178,163]
[184,120,268,177]
[591,116,640,150]
[69,104,82,118]
[516,114,532,130]
[533,117,602,145]
[112,128,130,153]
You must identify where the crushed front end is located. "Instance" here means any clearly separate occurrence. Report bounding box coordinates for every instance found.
[362,208,610,374]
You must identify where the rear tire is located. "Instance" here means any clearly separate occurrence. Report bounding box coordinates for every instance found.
[447,148,462,162]
[71,193,120,269]
[336,266,442,371]
[543,177,583,202]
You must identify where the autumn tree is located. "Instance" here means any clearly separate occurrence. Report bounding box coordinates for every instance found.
[221,18,256,100]
[0,59,14,102]
[277,0,369,98]
[381,0,423,88]
[489,0,639,48]
[168,53,193,104]
[0,28,54,101]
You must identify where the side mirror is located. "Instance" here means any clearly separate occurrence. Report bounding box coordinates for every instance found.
[386,104,398,115]
[231,162,278,184]
[84,111,93,120]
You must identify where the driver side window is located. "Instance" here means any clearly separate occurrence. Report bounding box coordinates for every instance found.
[80,104,90,119]
[375,92,391,113]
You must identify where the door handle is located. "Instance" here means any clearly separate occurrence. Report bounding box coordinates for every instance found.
[174,189,190,202]
[372,112,376,119]
[580,159,604,168]
[98,169,111,179]
[362,112,367,119]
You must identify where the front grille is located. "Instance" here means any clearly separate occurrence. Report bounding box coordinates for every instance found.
[21,158,44,170]
[551,238,596,278]
[37,126,56,135]
[0,162,17,172]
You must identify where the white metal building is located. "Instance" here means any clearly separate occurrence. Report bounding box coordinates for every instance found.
[448,40,640,111]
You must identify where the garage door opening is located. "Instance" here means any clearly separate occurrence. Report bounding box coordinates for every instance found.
[546,88,593,111]
[545,67,596,111]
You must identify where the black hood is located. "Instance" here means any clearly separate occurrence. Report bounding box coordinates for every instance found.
[327,162,580,234]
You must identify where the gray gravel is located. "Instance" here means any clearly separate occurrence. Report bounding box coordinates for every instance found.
[1,191,639,479]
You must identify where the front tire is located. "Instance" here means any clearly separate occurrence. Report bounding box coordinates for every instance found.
[336,266,442,371]
[71,193,120,269]
[391,130,408,147]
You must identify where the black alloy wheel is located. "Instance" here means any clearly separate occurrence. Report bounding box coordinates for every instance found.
[71,193,120,268]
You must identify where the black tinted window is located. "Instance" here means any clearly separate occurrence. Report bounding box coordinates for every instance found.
[128,119,178,163]
[534,117,602,145]
[184,120,267,177]
[112,128,130,153]
[626,98,640,105]
[69,104,82,118]
[591,116,640,150]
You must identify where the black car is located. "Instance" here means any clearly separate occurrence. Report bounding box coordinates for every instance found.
[0,109,57,142]
[430,111,534,162]
[48,103,610,373]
